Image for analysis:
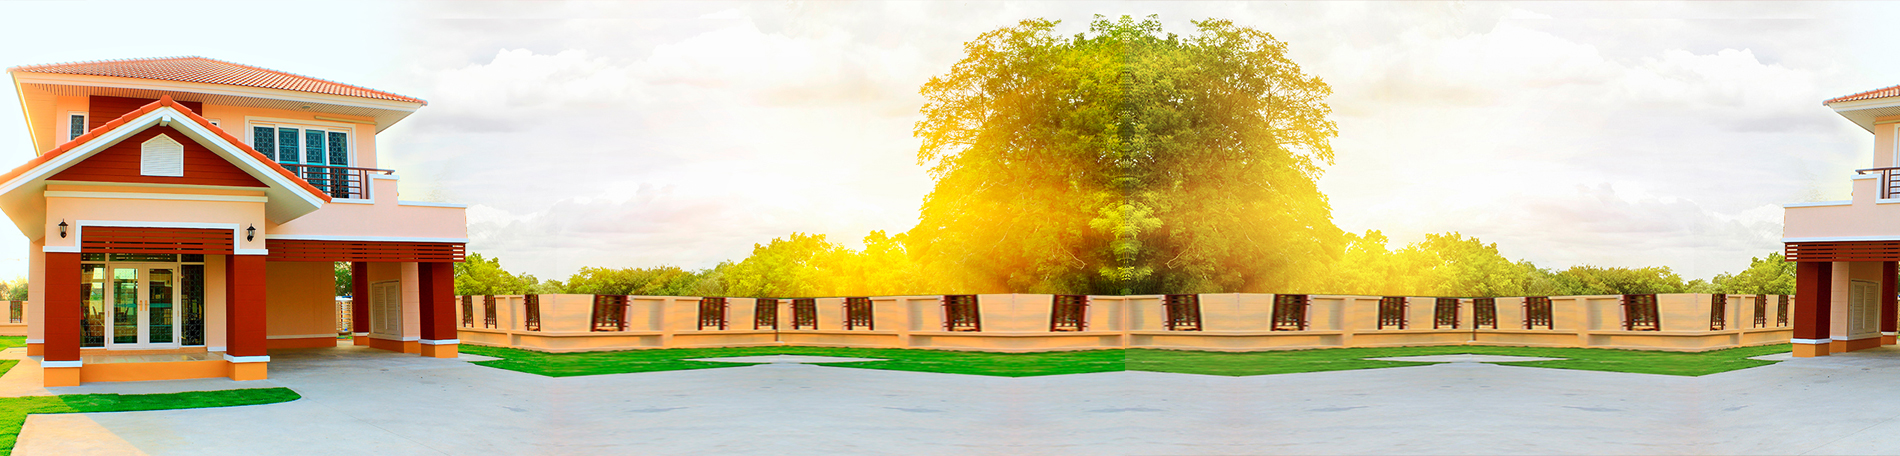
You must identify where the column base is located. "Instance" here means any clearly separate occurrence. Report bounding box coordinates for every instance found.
[227,361,268,381]
[420,343,458,359]
[25,343,42,356]
[1795,343,1830,357]
[1831,340,1847,353]
[43,366,80,387]
[1885,335,1897,345]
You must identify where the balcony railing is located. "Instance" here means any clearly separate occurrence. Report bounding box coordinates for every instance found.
[1855,167,1900,199]
[281,163,393,200]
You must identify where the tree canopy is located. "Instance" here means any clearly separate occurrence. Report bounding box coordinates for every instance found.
[910,16,1341,295]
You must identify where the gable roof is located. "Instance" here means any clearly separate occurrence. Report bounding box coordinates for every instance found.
[0,96,332,238]
[9,56,425,105]
[1827,85,1900,105]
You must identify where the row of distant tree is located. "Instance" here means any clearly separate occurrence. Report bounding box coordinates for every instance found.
[447,230,1797,298]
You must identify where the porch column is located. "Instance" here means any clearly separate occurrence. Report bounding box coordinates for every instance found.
[351,262,369,338]
[417,262,457,358]
[1794,261,1833,357]
[1884,261,1898,345]
[225,255,268,380]
[42,252,80,387]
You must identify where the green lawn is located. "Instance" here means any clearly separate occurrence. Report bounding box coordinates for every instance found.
[0,337,21,350]
[463,343,1793,378]
[0,387,299,455]
[459,345,1123,377]
[1127,344,1794,377]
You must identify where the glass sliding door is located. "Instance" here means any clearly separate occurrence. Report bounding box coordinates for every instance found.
[103,264,182,349]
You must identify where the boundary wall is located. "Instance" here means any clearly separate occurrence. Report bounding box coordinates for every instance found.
[455,293,1793,353]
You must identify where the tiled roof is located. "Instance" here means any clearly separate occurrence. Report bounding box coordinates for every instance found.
[0,96,331,203]
[9,56,425,104]
[1826,84,1900,105]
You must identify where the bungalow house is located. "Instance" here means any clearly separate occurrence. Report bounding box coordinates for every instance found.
[1783,86,1900,357]
[3,57,467,385]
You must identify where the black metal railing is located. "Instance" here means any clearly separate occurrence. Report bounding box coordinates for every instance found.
[281,163,393,200]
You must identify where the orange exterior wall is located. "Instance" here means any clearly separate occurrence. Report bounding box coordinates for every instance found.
[264,261,339,344]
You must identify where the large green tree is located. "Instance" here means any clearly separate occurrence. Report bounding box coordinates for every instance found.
[910,16,1340,294]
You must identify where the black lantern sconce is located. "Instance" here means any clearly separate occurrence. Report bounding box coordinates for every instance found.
[246,224,256,242]
[57,220,67,239]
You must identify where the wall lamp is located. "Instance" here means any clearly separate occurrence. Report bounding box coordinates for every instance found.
[57,220,67,239]
[246,224,256,242]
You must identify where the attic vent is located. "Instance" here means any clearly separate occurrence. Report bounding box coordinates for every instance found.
[140,134,184,177]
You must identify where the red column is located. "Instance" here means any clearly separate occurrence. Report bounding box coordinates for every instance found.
[1794,261,1833,357]
[417,262,458,358]
[225,255,269,380]
[42,252,80,387]
[1884,261,1898,345]
[351,262,369,336]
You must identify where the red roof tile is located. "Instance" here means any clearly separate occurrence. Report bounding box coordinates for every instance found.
[1826,84,1900,105]
[0,96,332,203]
[9,56,425,105]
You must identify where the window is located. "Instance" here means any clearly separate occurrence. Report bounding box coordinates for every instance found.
[249,121,353,195]
[754,298,779,330]
[1163,294,1202,331]
[523,295,541,332]
[1622,294,1660,331]
[843,297,874,330]
[1272,294,1308,331]
[1050,295,1088,332]
[792,298,817,330]
[1433,298,1460,329]
[590,295,628,332]
[140,134,184,177]
[1709,294,1727,331]
[483,295,498,329]
[942,295,981,332]
[1473,298,1498,329]
[81,264,106,347]
[369,281,401,338]
[1378,297,1407,330]
[698,297,728,330]
[68,112,88,141]
[182,264,204,346]
[1523,297,1553,329]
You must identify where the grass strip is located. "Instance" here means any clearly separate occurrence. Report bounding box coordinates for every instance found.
[0,387,299,455]
[1128,344,1794,377]
[460,345,1125,377]
[462,343,1793,378]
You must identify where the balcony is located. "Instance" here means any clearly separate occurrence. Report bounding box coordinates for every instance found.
[281,163,393,200]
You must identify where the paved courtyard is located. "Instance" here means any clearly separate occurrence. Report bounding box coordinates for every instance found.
[9,344,1900,455]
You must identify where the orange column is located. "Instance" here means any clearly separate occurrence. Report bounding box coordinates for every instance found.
[417,262,458,358]
[1884,261,1898,345]
[351,262,369,338]
[42,252,80,387]
[224,255,268,380]
[1794,261,1833,357]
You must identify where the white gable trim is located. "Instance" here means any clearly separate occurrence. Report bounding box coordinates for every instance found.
[0,105,327,209]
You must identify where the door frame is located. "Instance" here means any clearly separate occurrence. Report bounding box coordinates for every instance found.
[103,262,182,350]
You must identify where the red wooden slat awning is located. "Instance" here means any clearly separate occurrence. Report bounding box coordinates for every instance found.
[265,239,465,263]
[1784,241,1900,262]
[81,227,233,254]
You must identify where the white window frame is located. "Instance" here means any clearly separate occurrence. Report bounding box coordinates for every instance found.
[65,111,88,142]
[244,117,355,168]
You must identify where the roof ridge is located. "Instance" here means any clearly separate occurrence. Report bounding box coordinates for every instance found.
[7,56,425,105]
[1826,83,1900,105]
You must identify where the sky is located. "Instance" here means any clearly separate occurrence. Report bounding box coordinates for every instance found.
[0,1,1894,282]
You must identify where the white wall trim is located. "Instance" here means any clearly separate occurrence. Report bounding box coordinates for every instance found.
[223,354,270,363]
[265,334,336,340]
[1784,236,1900,243]
[208,346,227,352]
[1853,174,1879,181]
[396,201,466,208]
[41,246,77,253]
[366,335,421,342]
[44,191,268,203]
[419,339,459,345]
[1883,332,1897,336]
[1878,198,1900,205]
[352,332,368,337]
[1783,201,1852,208]
[369,174,399,181]
[1836,335,1882,341]
[263,234,468,243]
[234,248,268,256]
[328,199,373,205]
[1792,338,1831,344]
[41,360,81,368]
[24,338,42,344]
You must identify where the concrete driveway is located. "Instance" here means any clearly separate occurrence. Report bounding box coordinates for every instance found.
[13,344,1900,455]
